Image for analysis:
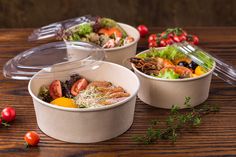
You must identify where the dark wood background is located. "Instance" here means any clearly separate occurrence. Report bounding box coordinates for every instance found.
[1,0,236,28]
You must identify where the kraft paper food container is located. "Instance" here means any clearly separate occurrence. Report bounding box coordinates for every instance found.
[131,47,215,109]
[28,61,139,143]
[4,41,140,143]
[64,23,140,68]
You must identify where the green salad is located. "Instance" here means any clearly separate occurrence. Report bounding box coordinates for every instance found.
[130,45,214,79]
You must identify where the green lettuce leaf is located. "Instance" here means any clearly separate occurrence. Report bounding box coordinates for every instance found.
[155,69,180,79]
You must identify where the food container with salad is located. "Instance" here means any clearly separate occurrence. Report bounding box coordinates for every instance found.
[130,44,215,109]
[28,15,140,68]
[4,41,140,143]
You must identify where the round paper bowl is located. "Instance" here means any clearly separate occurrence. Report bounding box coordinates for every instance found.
[64,23,140,68]
[28,61,140,143]
[132,49,215,109]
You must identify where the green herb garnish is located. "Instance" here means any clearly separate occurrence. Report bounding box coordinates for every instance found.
[132,97,219,144]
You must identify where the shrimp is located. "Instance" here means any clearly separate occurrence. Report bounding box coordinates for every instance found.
[174,66,193,78]
[160,66,192,78]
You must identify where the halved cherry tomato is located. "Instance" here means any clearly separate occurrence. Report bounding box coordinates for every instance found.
[24,131,40,146]
[49,80,62,100]
[137,25,149,37]
[149,41,157,48]
[148,34,157,43]
[71,78,88,96]
[1,107,16,122]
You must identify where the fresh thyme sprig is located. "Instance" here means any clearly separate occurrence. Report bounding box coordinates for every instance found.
[133,97,219,144]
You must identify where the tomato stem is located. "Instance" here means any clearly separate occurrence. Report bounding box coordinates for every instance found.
[1,122,10,127]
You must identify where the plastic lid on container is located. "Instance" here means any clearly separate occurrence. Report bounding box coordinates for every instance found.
[28,15,95,41]
[3,41,105,80]
[174,42,236,86]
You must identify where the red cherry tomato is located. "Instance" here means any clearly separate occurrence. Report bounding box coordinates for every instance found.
[167,33,174,38]
[24,131,40,146]
[179,33,187,41]
[159,39,167,47]
[49,80,62,100]
[148,34,157,43]
[192,35,199,45]
[165,38,174,45]
[149,41,157,48]
[160,31,166,37]
[137,25,149,37]
[172,35,181,42]
[1,107,16,122]
[71,78,88,96]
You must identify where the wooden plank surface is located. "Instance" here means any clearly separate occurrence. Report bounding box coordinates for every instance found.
[0,27,235,157]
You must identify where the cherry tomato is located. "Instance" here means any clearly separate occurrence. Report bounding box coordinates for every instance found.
[24,131,40,146]
[192,35,199,45]
[179,33,187,41]
[148,34,157,43]
[137,25,148,37]
[71,78,88,96]
[172,35,181,42]
[49,80,62,100]
[159,39,167,47]
[167,33,174,38]
[1,107,16,122]
[160,31,166,37]
[165,38,174,45]
[149,41,157,48]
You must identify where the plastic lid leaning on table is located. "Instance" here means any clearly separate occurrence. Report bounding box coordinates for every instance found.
[173,42,236,86]
[3,41,105,80]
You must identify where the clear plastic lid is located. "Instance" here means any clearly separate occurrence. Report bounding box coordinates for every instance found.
[3,41,105,80]
[28,15,95,41]
[174,42,236,86]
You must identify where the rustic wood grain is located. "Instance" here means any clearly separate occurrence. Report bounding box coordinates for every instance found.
[0,28,235,157]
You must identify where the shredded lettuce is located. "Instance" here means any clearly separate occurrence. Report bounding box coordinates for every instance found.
[154,69,179,79]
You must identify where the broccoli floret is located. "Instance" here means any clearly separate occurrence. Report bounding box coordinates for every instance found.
[77,23,93,36]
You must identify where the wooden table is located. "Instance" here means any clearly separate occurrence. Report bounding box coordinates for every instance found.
[0,28,235,157]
